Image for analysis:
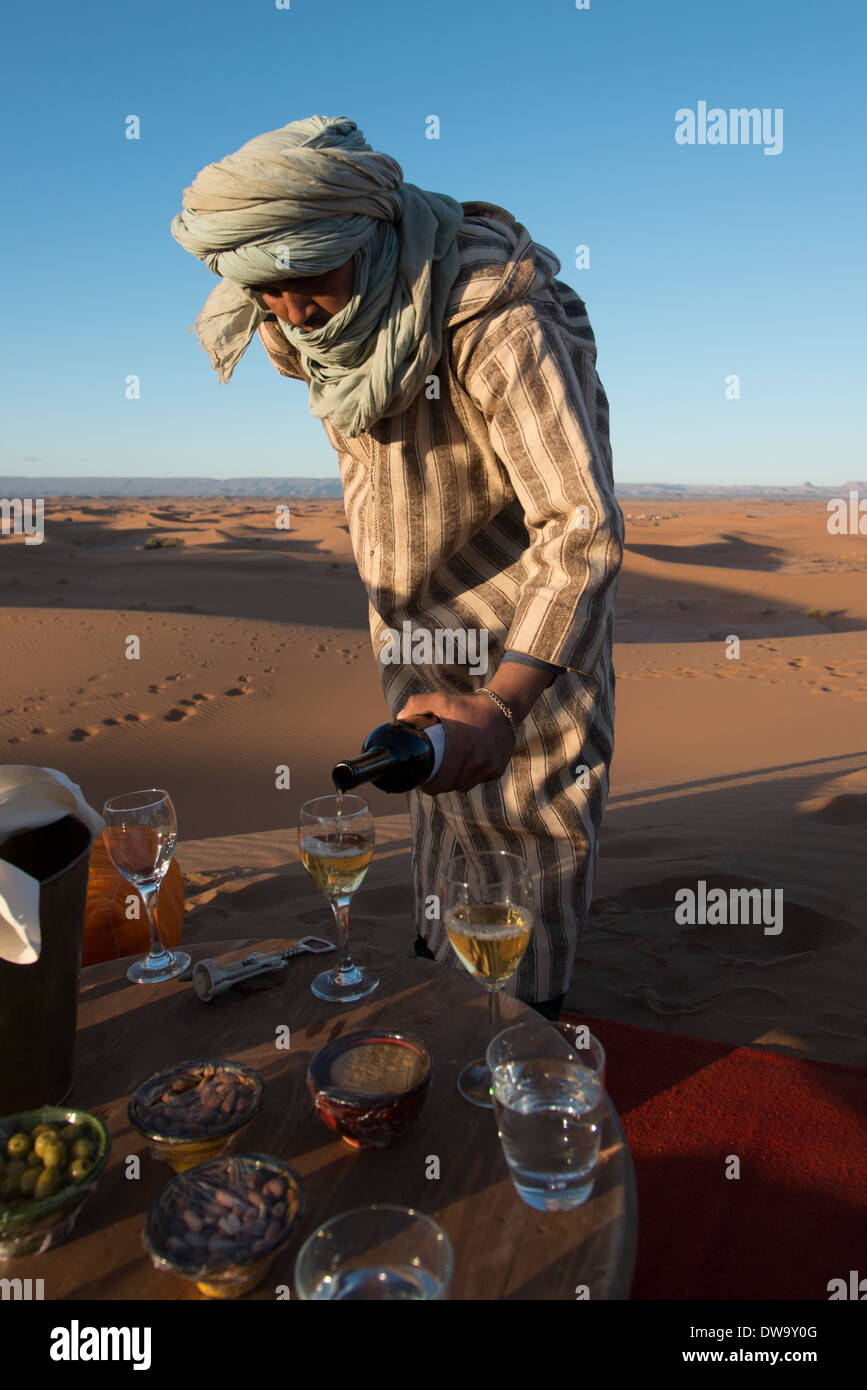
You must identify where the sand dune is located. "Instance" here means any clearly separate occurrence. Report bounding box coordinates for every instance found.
[1,495,864,1065]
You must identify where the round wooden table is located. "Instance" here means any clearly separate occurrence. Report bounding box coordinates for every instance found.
[14,938,637,1300]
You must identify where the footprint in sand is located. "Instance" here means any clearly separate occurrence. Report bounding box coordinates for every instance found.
[163,708,191,722]
[69,727,98,741]
[149,683,166,694]
[225,687,252,697]
[191,692,212,702]
[165,673,189,682]
[124,712,148,723]
[103,717,122,727]
[30,727,51,736]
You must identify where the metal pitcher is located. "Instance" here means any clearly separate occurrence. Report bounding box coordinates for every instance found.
[0,813,94,1113]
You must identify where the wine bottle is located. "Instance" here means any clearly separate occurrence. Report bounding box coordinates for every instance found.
[332,715,446,794]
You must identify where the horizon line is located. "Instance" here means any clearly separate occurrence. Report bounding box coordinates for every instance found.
[2,475,865,489]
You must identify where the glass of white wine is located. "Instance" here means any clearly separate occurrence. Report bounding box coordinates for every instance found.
[102,789,191,985]
[299,794,376,1003]
[441,850,534,1107]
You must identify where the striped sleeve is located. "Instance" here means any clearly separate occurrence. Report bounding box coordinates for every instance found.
[501,649,562,684]
[257,320,310,381]
[461,304,623,673]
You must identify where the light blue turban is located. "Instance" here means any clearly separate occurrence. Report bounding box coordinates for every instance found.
[171,115,465,438]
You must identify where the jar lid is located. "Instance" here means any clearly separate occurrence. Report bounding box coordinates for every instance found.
[309,1030,431,1103]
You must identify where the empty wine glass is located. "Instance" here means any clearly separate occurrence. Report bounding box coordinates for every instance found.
[298,794,376,1002]
[441,850,534,1107]
[102,789,190,985]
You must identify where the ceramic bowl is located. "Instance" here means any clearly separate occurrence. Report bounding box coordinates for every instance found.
[144,1152,305,1298]
[128,1058,264,1173]
[0,1106,111,1258]
[307,1029,432,1149]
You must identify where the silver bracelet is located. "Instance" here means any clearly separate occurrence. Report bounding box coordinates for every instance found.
[475,687,520,739]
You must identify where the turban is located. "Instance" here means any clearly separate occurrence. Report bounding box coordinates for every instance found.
[171,115,465,438]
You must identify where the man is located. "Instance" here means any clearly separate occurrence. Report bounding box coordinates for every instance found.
[172,115,623,1019]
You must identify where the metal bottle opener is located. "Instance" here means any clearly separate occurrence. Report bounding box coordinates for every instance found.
[183,936,335,1002]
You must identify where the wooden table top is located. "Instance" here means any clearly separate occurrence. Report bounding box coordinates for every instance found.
[13,938,637,1301]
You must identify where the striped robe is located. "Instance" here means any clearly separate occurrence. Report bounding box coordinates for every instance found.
[258,201,624,1001]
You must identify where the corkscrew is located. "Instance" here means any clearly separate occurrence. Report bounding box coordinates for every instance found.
[180,936,336,1003]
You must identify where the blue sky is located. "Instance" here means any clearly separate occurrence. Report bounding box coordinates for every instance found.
[2,0,864,484]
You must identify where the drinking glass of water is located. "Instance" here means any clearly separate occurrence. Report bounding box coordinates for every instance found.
[486,1020,606,1211]
[294,1205,453,1300]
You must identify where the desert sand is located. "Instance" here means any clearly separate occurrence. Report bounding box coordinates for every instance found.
[1,495,865,1066]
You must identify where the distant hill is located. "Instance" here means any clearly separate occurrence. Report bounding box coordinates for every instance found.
[614,481,865,500]
[0,477,863,500]
[0,477,344,499]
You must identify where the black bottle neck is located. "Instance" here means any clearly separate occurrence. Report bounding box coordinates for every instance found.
[332,745,396,793]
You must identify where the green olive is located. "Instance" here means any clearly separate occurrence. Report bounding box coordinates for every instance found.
[67,1158,90,1182]
[60,1125,80,1147]
[4,1160,26,1182]
[71,1138,95,1162]
[34,1167,61,1199]
[32,1123,58,1140]
[41,1142,65,1169]
[26,1149,43,1168]
[34,1132,57,1160]
[7,1132,32,1160]
[19,1167,40,1197]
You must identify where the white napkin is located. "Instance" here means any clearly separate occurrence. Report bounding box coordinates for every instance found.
[0,767,104,965]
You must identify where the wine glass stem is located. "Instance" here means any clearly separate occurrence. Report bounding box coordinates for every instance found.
[488,985,500,1049]
[140,883,169,963]
[330,895,354,976]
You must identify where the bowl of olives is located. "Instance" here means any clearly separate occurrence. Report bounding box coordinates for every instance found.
[0,1107,111,1258]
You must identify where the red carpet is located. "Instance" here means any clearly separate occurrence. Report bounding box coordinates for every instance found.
[561,1012,867,1300]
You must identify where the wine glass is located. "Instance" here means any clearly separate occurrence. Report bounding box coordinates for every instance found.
[101,789,190,985]
[441,850,534,1107]
[298,794,376,1002]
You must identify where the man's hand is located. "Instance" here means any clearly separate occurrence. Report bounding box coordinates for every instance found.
[397,662,556,795]
[396,692,515,795]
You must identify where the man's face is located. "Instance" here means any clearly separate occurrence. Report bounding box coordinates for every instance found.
[257,256,355,331]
